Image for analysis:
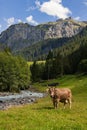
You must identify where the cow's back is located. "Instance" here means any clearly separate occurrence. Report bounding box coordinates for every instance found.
[54,88,72,99]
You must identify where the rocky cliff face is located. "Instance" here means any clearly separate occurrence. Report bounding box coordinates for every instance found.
[0,18,86,51]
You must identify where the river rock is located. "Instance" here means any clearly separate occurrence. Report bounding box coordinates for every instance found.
[0,91,44,110]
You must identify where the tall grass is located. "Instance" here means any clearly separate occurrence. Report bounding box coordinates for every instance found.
[0,75,87,130]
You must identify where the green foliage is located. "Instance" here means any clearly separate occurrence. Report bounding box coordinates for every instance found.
[30,61,44,82]
[68,43,87,73]
[15,37,69,60]
[78,59,87,73]
[30,51,64,81]
[30,41,87,81]
[0,52,30,92]
[15,26,87,61]
[43,50,54,80]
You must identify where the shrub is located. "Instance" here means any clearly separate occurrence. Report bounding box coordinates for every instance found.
[0,52,30,92]
[78,59,87,73]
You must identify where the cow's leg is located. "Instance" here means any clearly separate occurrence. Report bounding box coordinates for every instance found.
[69,100,72,109]
[56,98,60,109]
[64,100,68,109]
[68,98,72,109]
[55,101,58,109]
[53,98,58,109]
[54,101,57,109]
[52,98,56,109]
[64,102,66,109]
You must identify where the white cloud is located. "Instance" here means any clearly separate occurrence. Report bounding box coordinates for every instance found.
[0,24,2,30]
[26,6,37,11]
[26,0,40,11]
[35,0,72,19]
[5,17,15,27]
[35,0,41,8]
[4,16,38,27]
[74,16,80,21]
[26,15,38,25]
[83,1,87,6]
[4,17,23,27]
[17,19,22,23]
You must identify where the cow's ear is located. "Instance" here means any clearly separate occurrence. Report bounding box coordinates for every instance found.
[46,88,49,92]
[46,87,51,92]
[53,87,55,90]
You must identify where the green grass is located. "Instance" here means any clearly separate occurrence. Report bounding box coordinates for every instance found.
[0,75,87,130]
[27,61,45,66]
[27,61,33,66]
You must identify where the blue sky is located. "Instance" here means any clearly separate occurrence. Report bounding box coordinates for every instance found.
[0,0,87,33]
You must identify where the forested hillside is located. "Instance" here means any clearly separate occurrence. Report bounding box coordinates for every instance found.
[15,37,70,60]
[16,26,87,60]
[30,26,87,81]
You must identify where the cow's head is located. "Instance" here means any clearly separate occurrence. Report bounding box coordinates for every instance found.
[48,87,55,98]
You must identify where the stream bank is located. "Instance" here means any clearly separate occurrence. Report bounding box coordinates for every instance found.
[0,91,45,110]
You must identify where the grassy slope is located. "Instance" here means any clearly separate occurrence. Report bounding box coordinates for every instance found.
[0,75,87,130]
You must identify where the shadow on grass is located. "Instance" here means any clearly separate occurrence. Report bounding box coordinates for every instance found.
[33,106,54,110]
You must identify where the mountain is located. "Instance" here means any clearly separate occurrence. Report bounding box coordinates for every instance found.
[15,26,87,60]
[0,17,87,52]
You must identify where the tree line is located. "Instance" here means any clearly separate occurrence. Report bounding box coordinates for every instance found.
[30,43,87,82]
[30,26,87,82]
[0,50,30,92]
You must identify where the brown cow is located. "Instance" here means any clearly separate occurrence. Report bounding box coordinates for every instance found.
[48,87,72,109]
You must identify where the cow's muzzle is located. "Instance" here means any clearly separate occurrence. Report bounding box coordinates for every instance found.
[50,95,54,98]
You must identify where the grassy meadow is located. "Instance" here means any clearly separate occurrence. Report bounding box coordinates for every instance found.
[27,61,45,66]
[0,75,87,130]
